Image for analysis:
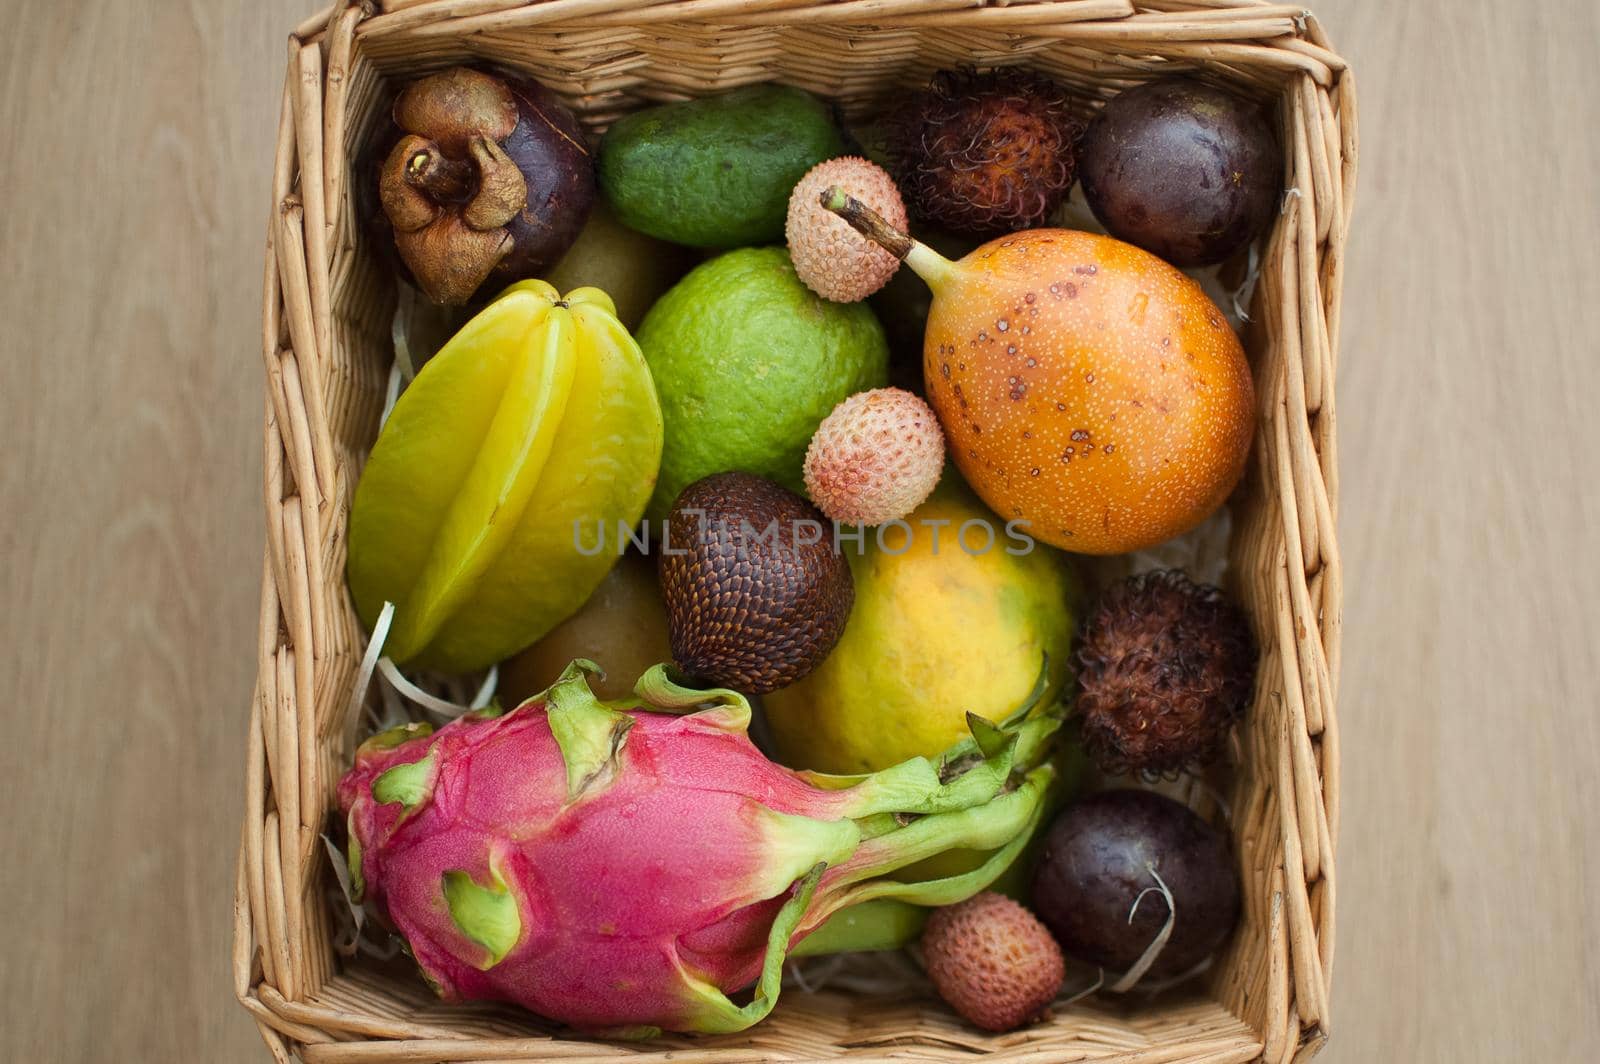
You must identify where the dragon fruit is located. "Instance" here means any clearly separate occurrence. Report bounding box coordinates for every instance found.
[338,660,1059,1036]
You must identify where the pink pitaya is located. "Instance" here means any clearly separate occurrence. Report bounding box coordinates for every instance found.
[338,661,1059,1036]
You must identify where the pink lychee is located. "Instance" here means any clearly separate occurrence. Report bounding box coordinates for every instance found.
[804,387,944,525]
[922,892,1065,1032]
[786,157,907,302]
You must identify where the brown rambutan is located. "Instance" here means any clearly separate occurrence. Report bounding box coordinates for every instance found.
[1075,570,1256,776]
[886,68,1083,239]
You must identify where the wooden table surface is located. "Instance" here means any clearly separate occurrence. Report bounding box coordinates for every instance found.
[4,2,1597,1060]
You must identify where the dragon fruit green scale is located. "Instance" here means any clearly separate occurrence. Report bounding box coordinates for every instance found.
[338,660,1059,1035]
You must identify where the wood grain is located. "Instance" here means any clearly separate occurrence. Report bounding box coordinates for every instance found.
[1323,2,1600,1060]
[0,2,293,1060]
[2,1,1596,1061]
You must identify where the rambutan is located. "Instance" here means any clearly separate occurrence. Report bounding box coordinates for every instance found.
[1075,570,1256,776]
[887,68,1083,239]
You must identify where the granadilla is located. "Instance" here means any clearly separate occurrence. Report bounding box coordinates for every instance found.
[1074,570,1256,776]
[887,68,1083,239]
[339,661,1060,1035]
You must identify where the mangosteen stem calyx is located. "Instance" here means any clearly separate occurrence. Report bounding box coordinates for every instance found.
[820,187,954,289]
[462,136,528,231]
[404,146,474,203]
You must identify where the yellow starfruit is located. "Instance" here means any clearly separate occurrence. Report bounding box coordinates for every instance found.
[348,281,662,673]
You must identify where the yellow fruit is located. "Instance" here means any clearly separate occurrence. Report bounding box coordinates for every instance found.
[764,481,1078,773]
[347,280,662,673]
[541,198,694,330]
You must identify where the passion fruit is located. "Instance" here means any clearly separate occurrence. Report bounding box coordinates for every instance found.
[1079,78,1281,267]
[1031,789,1240,981]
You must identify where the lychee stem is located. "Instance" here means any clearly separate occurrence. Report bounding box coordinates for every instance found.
[820,187,955,290]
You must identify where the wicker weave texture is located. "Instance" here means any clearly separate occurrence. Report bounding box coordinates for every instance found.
[237,2,1356,1060]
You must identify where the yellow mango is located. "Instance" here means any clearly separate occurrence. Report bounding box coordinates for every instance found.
[764,480,1078,774]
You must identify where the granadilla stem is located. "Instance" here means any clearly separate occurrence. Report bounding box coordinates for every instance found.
[821,187,955,288]
[821,187,912,258]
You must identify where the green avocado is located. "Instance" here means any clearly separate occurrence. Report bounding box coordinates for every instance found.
[598,85,846,248]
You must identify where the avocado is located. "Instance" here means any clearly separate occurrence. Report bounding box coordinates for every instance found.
[598,85,846,248]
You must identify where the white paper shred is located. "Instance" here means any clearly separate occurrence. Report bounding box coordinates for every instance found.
[1107,864,1177,993]
[470,664,499,710]
[377,362,402,431]
[322,833,365,938]
[377,658,477,721]
[344,601,396,747]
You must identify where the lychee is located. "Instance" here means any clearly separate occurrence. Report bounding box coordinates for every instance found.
[1076,570,1257,776]
[922,891,1065,1032]
[786,156,907,302]
[803,387,944,526]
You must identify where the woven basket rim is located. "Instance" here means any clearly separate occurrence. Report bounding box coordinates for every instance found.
[237,3,1356,1061]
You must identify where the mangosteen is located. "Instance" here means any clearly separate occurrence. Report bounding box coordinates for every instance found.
[887,68,1084,239]
[1075,570,1256,776]
[364,67,595,305]
[1079,77,1282,267]
[657,472,853,694]
[1031,789,1241,982]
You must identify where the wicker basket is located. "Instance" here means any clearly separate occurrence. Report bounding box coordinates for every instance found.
[236,2,1355,1060]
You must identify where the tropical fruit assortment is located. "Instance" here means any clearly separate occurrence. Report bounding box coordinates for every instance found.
[342,66,1279,1037]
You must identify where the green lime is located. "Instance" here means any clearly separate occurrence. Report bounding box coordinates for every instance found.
[636,247,888,519]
